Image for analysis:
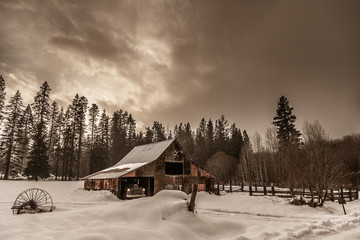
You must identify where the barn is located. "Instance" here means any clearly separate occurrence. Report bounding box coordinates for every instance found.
[83,138,215,199]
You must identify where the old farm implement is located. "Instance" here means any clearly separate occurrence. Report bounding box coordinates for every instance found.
[11,188,55,215]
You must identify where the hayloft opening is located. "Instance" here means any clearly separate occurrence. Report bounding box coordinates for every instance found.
[165,162,183,175]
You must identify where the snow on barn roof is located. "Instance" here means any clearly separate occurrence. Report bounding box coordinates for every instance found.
[83,139,175,180]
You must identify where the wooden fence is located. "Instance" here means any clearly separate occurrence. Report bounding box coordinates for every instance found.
[221,185,359,202]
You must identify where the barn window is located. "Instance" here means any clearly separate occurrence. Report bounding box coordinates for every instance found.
[165,162,183,175]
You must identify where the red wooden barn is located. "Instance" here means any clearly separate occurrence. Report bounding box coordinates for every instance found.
[83,139,215,199]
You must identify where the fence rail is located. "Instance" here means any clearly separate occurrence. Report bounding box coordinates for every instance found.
[220,185,359,202]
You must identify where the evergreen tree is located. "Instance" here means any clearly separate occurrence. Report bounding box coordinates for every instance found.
[48,101,60,170]
[144,127,153,144]
[25,82,51,180]
[183,122,195,156]
[0,75,6,123]
[53,107,64,179]
[89,109,110,173]
[126,113,136,150]
[88,104,99,149]
[17,105,34,174]
[272,96,301,150]
[62,106,74,180]
[1,91,25,179]
[228,123,243,159]
[205,118,215,160]
[167,130,173,140]
[136,131,145,145]
[215,115,229,152]
[194,118,207,166]
[74,95,88,179]
[152,121,166,142]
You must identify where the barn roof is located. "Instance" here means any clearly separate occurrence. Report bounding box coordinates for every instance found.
[114,139,174,165]
[83,139,175,180]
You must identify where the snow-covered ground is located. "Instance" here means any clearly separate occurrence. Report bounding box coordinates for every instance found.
[0,181,359,240]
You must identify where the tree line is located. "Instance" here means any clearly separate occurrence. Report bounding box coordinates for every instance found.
[0,76,359,198]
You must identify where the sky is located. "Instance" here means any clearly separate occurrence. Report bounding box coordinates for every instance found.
[0,0,359,139]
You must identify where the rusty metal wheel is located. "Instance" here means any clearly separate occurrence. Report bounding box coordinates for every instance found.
[11,188,54,215]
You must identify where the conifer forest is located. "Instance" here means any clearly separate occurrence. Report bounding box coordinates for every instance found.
[0,75,359,200]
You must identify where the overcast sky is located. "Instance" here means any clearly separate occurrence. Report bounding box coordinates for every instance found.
[0,0,359,139]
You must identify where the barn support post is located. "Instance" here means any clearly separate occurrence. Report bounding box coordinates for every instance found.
[144,178,150,196]
[120,179,127,200]
[117,178,122,199]
[188,184,198,212]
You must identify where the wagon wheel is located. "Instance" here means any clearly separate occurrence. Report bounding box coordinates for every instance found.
[11,188,54,215]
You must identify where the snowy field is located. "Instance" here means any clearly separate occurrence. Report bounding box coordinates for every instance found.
[0,181,360,240]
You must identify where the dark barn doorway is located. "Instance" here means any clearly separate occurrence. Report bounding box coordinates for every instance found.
[119,177,154,200]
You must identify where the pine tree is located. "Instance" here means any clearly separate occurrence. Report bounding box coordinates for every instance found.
[1,91,25,179]
[136,131,145,145]
[62,106,74,180]
[126,113,136,150]
[228,123,243,159]
[110,110,121,164]
[74,95,88,179]
[89,109,110,173]
[183,123,195,156]
[88,104,99,149]
[144,127,153,144]
[0,75,6,124]
[272,96,301,151]
[215,115,229,152]
[17,105,34,174]
[48,101,60,171]
[194,118,207,166]
[25,82,51,180]
[152,121,166,142]
[53,107,64,179]
[205,118,215,160]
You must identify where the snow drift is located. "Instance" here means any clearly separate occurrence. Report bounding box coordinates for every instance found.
[0,181,359,240]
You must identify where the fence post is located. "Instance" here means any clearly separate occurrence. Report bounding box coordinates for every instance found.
[249,184,253,196]
[263,185,267,196]
[241,182,244,192]
[356,187,359,200]
[341,186,344,199]
[188,184,198,212]
[349,188,352,201]
[330,189,334,202]
[271,183,275,196]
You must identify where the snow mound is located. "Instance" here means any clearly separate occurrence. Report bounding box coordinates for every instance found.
[1,181,360,240]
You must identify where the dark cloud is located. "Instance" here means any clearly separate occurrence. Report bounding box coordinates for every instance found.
[0,0,359,139]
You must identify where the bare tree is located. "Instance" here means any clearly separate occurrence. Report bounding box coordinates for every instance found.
[302,120,345,206]
[205,152,237,191]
